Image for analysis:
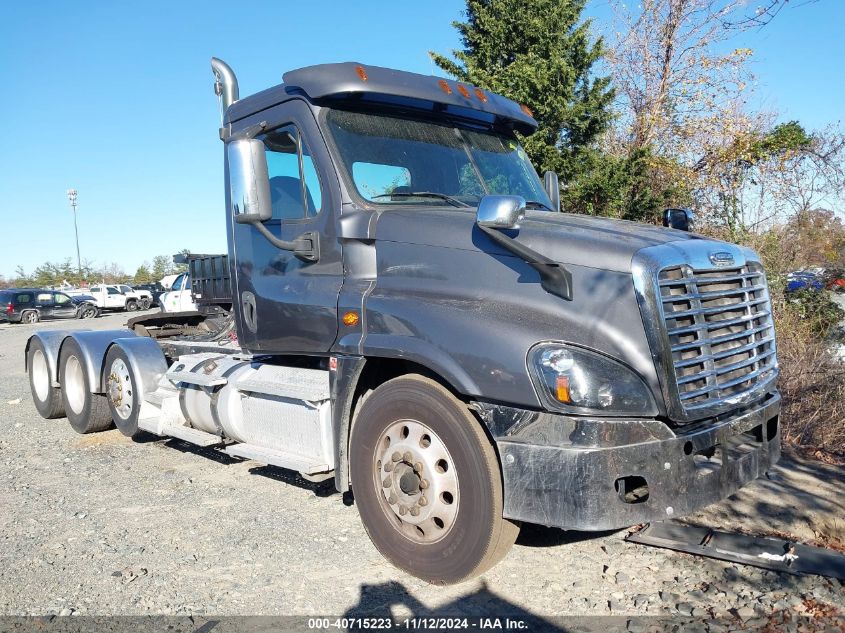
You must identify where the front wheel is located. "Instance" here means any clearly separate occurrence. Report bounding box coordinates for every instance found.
[125,299,138,312]
[349,375,519,584]
[79,305,98,319]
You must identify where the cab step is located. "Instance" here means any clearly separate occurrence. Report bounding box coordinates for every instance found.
[137,419,223,446]
[223,443,330,475]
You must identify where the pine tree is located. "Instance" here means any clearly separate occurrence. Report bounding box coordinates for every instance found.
[431,0,613,185]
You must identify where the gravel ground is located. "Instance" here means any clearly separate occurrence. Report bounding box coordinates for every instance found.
[0,312,843,627]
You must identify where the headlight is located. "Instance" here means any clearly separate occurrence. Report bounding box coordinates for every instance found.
[528,343,658,416]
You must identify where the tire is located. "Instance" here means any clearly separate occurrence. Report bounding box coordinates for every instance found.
[349,374,519,584]
[139,298,151,311]
[21,310,39,324]
[125,300,138,312]
[27,340,65,419]
[103,345,142,437]
[58,338,114,434]
[79,305,98,319]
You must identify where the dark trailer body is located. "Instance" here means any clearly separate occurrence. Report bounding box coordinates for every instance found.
[24,59,781,584]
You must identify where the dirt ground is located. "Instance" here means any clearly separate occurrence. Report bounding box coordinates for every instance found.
[0,312,843,629]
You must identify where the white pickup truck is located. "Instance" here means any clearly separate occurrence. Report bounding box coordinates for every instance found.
[68,285,152,312]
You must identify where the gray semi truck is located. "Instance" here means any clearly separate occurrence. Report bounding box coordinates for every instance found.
[24,58,781,584]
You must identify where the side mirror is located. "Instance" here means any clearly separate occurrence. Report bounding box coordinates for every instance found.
[663,208,693,232]
[228,139,272,224]
[543,171,561,212]
[476,195,526,229]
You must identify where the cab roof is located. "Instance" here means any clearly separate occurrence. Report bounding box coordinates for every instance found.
[224,62,538,135]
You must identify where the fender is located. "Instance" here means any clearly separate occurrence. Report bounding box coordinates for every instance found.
[57,330,138,394]
[25,330,88,386]
[102,337,168,396]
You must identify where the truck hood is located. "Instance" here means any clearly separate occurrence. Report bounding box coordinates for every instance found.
[375,208,705,273]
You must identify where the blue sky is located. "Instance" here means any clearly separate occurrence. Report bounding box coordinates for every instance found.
[1,0,842,279]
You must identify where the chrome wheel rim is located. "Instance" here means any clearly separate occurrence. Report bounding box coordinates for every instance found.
[374,419,459,544]
[32,349,49,401]
[24,312,36,323]
[64,355,86,415]
[107,358,133,420]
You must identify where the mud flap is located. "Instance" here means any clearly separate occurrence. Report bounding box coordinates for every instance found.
[626,521,845,581]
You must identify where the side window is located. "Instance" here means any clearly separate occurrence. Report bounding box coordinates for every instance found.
[107,287,121,295]
[36,293,53,305]
[262,125,322,221]
[171,273,186,291]
[16,293,32,304]
[120,285,132,294]
[54,293,71,305]
[90,286,101,293]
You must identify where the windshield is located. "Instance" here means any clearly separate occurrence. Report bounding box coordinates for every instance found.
[325,109,552,209]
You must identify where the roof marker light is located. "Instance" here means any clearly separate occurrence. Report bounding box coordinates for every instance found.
[438,79,452,95]
[355,65,368,82]
[520,104,534,117]
[457,84,471,98]
[473,87,488,102]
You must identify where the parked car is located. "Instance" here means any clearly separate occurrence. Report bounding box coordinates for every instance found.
[68,284,149,312]
[118,284,154,309]
[134,282,166,306]
[1,288,98,324]
[159,272,196,312]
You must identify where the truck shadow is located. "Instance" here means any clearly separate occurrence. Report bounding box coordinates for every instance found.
[516,523,620,548]
[343,580,567,631]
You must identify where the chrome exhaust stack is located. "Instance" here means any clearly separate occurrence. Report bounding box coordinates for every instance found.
[211,57,239,125]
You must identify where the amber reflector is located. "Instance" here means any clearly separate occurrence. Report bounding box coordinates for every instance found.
[438,79,452,95]
[520,103,534,117]
[473,87,488,102]
[457,84,471,98]
[343,311,360,326]
[555,375,571,403]
[355,65,368,82]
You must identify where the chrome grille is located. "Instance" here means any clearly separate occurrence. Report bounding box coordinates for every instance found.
[657,262,777,414]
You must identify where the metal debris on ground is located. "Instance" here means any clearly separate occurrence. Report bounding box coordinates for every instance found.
[626,521,845,580]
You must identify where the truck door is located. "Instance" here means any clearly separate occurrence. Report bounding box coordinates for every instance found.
[229,101,343,354]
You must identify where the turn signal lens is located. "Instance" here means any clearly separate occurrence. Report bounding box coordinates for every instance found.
[342,311,360,326]
[555,375,571,403]
[355,65,368,82]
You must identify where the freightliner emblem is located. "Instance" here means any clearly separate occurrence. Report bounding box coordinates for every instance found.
[709,251,735,267]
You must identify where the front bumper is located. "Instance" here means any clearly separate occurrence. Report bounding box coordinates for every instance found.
[477,393,781,531]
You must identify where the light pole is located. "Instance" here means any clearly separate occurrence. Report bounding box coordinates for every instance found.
[66,189,81,275]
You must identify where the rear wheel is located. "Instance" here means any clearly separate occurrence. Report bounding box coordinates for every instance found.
[21,310,39,324]
[27,340,65,419]
[59,339,113,434]
[104,345,142,437]
[349,375,519,584]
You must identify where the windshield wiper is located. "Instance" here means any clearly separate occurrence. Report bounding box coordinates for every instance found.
[371,191,470,208]
[525,200,554,211]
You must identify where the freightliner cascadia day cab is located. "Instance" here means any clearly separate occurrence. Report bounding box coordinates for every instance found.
[24,59,781,584]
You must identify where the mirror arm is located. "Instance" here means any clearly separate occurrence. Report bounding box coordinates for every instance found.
[478,225,573,301]
[250,221,321,262]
